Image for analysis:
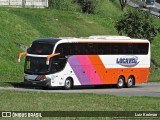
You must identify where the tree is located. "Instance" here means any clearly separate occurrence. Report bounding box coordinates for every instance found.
[48,0,52,8]
[115,10,160,42]
[119,0,127,11]
[74,0,95,14]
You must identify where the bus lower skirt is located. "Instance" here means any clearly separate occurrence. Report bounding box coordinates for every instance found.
[24,78,51,87]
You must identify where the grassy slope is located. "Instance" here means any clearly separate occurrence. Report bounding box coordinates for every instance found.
[0,6,119,85]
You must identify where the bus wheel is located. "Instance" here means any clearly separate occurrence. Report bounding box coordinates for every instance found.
[117,76,125,88]
[63,78,73,90]
[126,76,134,88]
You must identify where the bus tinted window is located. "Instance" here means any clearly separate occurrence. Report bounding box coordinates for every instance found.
[55,43,149,55]
[28,43,54,55]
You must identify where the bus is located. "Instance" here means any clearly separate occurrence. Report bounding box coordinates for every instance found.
[141,0,155,7]
[18,36,150,89]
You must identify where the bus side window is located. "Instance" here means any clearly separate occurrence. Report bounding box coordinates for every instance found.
[66,44,72,55]
[97,43,105,55]
[74,44,80,55]
[127,43,134,54]
[103,43,110,54]
[133,44,139,54]
[98,49,103,54]
[55,44,63,54]
[87,43,93,54]
[82,43,87,55]
[111,44,119,54]
[137,43,149,54]
[121,43,126,54]
[56,43,69,55]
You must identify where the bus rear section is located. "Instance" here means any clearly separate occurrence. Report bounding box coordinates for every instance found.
[18,36,150,89]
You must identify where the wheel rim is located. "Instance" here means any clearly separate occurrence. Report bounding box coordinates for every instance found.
[65,80,71,88]
[118,78,124,87]
[128,77,133,87]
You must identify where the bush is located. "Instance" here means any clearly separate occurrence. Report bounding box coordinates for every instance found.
[49,0,121,17]
[74,0,121,17]
[94,0,121,18]
[49,0,80,12]
[115,10,160,42]
[74,0,96,14]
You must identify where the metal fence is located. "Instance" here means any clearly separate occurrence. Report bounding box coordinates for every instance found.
[0,0,48,8]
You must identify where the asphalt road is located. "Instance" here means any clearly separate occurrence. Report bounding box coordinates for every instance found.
[128,0,160,16]
[0,83,160,97]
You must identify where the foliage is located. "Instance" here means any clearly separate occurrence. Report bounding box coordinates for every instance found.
[48,0,122,18]
[74,0,97,14]
[48,0,80,12]
[0,91,160,111]
[0,7,119,86]
[119,0,127,11]
[94,0,122,18]
[115,9,160,42]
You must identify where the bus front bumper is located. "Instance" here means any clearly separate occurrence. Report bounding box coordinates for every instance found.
[24,78,51,87]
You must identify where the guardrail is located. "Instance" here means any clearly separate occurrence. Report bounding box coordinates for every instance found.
[0,0,48,8]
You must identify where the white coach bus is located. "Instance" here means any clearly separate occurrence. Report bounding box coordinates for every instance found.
[18,36,150,89]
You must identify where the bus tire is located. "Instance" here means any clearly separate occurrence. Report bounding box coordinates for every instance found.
[117,76,125,88]
[63,78,73,90]
[126,76,134,88]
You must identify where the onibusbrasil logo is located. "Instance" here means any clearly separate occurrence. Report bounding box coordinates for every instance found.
[116,56,139,67]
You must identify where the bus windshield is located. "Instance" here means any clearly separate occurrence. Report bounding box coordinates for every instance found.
[28,43,54,55]
[24,57,50,74]
[24,55,67,75]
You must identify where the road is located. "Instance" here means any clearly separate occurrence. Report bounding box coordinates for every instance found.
[0,83,160,97]
[128,0,160,16]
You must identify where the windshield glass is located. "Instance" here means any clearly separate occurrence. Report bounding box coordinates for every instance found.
[25,56,50,74]
[28,43,54,55]
[24,56,67,75]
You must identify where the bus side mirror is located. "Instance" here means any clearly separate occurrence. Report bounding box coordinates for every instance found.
[18,52,27,62]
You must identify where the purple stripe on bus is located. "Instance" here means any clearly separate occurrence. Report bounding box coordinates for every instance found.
[68,55,91,85]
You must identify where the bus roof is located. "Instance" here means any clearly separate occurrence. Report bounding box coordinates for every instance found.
[88,36,131,40]
[32,36,149,45]
[66,39,149,44]
[58,36,149,43]
[33,38,62,44]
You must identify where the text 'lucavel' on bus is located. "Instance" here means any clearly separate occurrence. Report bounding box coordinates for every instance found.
[18,36,150,90]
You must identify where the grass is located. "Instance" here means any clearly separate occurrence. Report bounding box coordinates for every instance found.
[0,90,159,119]
[0,7,119,86]
[0,90,159,111]
[151,34,160,66]
[149,63,160,82]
